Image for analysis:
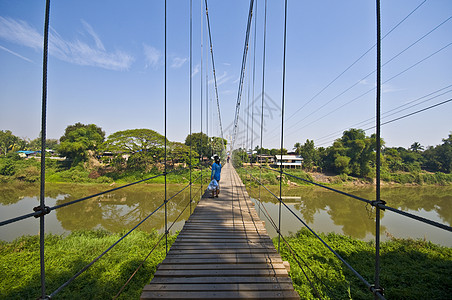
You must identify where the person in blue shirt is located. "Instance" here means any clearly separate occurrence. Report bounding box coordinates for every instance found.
[211,154,222,198]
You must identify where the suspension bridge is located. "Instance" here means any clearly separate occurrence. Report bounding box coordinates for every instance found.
[141,163,299,299]
[1,0,451,299]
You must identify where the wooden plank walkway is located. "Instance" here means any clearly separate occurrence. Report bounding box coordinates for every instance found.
[141,163,299,299]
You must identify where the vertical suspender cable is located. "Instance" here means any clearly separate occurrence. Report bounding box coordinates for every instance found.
[164,0,168,254]
[375,0,382,297]
[259,0,267,218]
[200,0,204,190]
[251,0,257,165]
[278,0,288,253]
[189,0,193,214]
[205,0,226,154]
[39,1,51,298]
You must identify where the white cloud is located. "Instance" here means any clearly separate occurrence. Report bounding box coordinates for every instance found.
[143,44,161,69]
[0,45,33,62]
[81,19,105,51]
[191,63,200,77]
[0,17,134,70]
[171,57,187,68]
[0,17,42,49]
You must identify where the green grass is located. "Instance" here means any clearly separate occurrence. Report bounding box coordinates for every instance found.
[0,230,177,299]
[278,229,452,299]
[2,229,451,299]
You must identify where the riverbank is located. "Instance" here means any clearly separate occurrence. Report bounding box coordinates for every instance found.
[1,229,450,299]
[1,156,451,186]
[237,165,452,187]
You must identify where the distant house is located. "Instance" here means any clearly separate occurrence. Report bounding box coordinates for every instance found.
[274,155,303,168]
[16,150,38,158]
[256,154,275,164]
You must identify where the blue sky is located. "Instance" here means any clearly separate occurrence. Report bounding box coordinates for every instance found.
[0,0,451,151]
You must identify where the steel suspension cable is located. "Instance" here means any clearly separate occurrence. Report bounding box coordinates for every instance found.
[190,0,193,214]
[231,0,254,149]
[251,0,258,162]
[204,0,225,149]
[164,0,168,254]
[258,0,268,219]
[38,0,51,298]
[375,0,383,296]
[277,0,288,253]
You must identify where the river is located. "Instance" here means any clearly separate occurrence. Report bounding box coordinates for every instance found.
[0,182,451,246]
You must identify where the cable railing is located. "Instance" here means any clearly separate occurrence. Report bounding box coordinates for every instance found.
[0,169,206,299]
[238,162,451,299]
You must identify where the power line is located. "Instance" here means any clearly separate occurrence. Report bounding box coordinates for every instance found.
[282,15,451,139]
[282,41,452,141]
[283,0,429,124]
[316,97,452,147]
[314,84,452,143]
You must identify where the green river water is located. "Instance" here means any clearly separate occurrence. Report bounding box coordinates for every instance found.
[1,183,451,246]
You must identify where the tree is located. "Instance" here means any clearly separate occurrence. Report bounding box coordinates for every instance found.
[409,142,424,153]
[103,129,167,153]
[185,132,211,158]
[299,139,318,171]
[293,142,301,155]
[58,123,105,167]
[0,130,19,155]
[322,129,379,177]
[210,136,227,158]
[168,142,199,167]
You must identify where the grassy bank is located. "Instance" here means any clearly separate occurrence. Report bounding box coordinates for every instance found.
[0,230,176,299]
[278,229,452,299]
[237,165,452,186]
[2,229,450,299]
[0,156,211,185]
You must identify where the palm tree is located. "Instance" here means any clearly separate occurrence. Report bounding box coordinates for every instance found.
[409,142,424,153]
[293,142,301,155]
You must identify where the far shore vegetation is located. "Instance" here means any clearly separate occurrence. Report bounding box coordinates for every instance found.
[1,125,451,186]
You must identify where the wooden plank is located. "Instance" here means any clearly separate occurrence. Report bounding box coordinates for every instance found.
[160,257,284,265]
[141,290,300,299]
[157,263,288,270]
[142,283,296,291]
[147,276,294,285]
[153,268,289,277]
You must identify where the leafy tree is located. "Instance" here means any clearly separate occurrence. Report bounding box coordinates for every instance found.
[299,139,318,171]
[185,132,210,158]
[103,128,167,153]
[423,133,452,173]
[322,129,379,177]
[168,142,199,167]
[210,136,227,158]
[58,123,105,167]
[0,130,19,155]
[270,148,288,156]
[27,137,59,151]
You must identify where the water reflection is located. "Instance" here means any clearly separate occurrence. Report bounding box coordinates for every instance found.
[1,183,451,246]
[0,183,199,241]
[247,185,452,246]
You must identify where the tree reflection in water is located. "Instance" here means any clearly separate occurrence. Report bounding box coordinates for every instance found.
[246,185,452,246]
[1,183,450,245]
